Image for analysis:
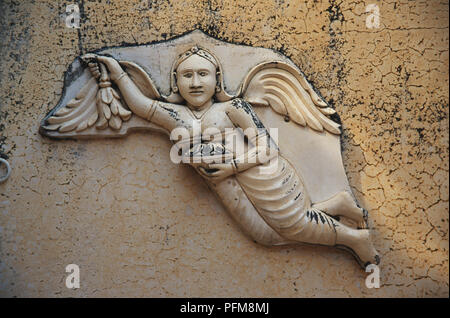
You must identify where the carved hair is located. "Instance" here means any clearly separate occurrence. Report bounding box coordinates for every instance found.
[166,45,233,103]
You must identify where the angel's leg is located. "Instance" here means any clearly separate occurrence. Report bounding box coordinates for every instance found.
[211,178,380,267]
[207,176,290,246]
[312,191,368,228]
[278,208,379,268]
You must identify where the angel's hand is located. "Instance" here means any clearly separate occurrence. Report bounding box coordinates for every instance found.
[81,54,100,79]
[87,61,101,79]
[81,54,123,81]
[198,163,235,180]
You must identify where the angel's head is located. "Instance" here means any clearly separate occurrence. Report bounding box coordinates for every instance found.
[168,45,233,108]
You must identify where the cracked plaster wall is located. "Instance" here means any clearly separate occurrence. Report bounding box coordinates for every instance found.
[0,0,448,297]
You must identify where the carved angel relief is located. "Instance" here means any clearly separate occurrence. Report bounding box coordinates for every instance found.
[40,31,379,268]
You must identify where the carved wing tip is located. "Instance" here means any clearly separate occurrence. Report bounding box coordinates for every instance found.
[315,99,328,107]
[290,117,306,127]
[41,123,60,131]
[246,97,269,106]
[310,123,324,133]
[331,125,342,135]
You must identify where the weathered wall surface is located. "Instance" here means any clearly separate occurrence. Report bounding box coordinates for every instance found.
[0,0,448,297]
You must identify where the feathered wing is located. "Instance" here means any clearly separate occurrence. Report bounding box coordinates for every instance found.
[239,61,352,204]
[41,60,162,138]
[240,62,341,135]
[43,76,100,133]
[120,61,161,100]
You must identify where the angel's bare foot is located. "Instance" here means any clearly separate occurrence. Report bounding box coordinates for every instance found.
[335,227,380,268]
[312,191,367,228]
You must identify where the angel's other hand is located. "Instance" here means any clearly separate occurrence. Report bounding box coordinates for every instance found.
[198,163,235,180]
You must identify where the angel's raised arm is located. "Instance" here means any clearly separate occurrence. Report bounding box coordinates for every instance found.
[42,53,184,135]
[79,54,188,134]
[88,55,156,121]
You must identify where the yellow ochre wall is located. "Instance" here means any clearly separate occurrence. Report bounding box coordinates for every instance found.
[0,0,448,297]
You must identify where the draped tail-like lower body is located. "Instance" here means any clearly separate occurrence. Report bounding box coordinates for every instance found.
[206,176,288,246]
[236,156,338,246]
[206,156,338,247]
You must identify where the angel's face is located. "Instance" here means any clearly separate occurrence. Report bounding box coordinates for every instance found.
[176,54,217,110]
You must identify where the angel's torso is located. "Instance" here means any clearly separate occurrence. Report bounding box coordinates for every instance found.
[149,97,312,242]
[150,98,268,158]
[150,98,252,134]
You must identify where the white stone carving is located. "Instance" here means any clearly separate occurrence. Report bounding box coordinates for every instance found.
[40,30,379,268]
